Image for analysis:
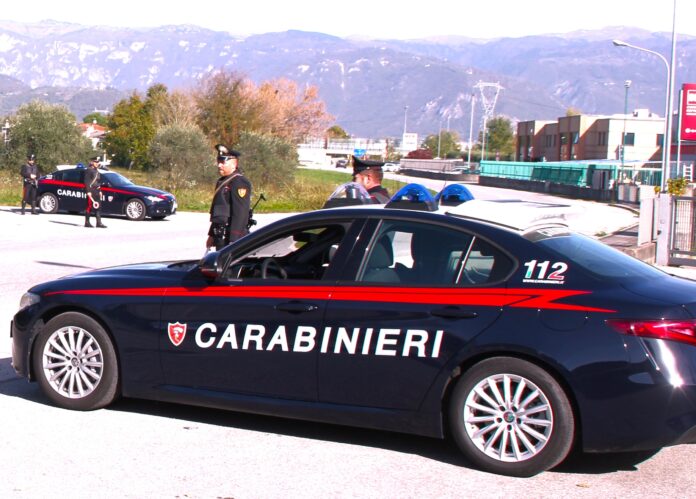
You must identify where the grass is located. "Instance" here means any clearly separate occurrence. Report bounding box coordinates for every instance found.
[0,166,407,213]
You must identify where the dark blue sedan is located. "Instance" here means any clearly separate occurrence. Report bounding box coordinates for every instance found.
[37,166,177,220]
[10,195,696,477]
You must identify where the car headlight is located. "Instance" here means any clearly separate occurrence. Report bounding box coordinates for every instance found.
[19,292,40,311]
[146,196,164,203]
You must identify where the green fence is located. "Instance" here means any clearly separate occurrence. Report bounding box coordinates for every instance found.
[479,161,662,187]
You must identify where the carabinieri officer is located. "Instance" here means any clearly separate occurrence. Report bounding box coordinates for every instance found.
[206,144,252,251]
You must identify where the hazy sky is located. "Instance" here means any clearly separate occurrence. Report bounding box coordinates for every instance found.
[1,0,694,39]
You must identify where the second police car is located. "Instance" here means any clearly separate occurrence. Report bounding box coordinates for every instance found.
[11,184,696,477]
[37,165,177,220]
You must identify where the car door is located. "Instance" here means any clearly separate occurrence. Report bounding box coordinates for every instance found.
[54,168,86,212]
[318,218,513,410]
[160,218,363,401]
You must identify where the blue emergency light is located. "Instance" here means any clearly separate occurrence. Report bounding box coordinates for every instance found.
[435,184,474,206]
[385,183,438,211]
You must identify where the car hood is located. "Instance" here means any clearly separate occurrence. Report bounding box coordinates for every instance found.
[108,184,174,198]
[30,260,200,295]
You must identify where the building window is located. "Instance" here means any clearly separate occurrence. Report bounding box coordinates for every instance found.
[657,134,664,147]
[598,132,607,146]
[624,133,635,146]
[572,132,579,144]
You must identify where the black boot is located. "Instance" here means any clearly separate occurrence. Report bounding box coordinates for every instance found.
[21,201,25,215]
[96,214,107,228]
[85,215,93,228]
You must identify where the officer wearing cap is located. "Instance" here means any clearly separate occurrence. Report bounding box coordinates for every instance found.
[352,156,390,203]
[20,153,39,215]
[206,144,252,250]
[84,156,107,228]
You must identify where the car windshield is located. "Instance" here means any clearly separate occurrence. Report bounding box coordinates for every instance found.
[102,171,135,187]
[526,227,666,280]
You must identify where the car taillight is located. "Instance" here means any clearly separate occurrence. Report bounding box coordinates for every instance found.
[607,319,696,347]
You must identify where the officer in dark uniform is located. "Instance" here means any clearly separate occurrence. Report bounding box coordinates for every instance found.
[352,156,390,203]
[20,153,39,215]
[84,156,107,228]
[206,144,252,250]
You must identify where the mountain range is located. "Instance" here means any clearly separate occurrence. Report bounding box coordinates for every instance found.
[0,20,694,138]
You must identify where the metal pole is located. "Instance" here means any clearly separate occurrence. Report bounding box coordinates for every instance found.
[665,0,678,190]
[467,94,475,169]
[612,40,671,191]
[677,88,684,178]
[622,80,631,171]
[403,106,408,136]
[437,122,442,158]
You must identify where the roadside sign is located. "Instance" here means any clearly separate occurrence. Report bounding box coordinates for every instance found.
[681,83,696,141]
[353,148,366,157]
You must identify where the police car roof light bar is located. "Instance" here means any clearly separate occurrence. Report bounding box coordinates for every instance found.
[435,184,475,206]
[385,183,438,211]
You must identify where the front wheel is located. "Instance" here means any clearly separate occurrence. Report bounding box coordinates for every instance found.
[449,357,575,477]
[32,312,120,410]
[39,193,59,214]
[125,198,146,220]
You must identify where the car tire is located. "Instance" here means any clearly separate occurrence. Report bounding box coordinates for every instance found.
[38,193,59,214]
[449,357,575,477]
[125,198,146,221]
[32,312,120,411]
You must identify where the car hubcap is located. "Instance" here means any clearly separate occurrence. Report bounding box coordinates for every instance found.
[41,197,55,211]
[463,373,553,462]
[127,202,143,219]
[42,326,104,399]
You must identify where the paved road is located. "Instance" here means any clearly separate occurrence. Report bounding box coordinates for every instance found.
[0,200,694,497]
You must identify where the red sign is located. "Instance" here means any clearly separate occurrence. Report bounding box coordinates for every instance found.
[681,83,696,141]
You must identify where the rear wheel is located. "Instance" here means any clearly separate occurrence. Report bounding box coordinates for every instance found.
[125,198,146,220]
[39,193,59,214]
[32,312,119,410]
[449,357,575,477]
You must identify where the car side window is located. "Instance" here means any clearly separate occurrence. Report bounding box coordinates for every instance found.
[357,221,512,286]
[63,169,83,184]
[224,223,348,281]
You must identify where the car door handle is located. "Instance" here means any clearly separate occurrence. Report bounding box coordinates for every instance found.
[275,301,319,313]
[429,307,478,319]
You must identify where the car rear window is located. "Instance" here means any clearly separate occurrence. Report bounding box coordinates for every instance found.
[526,228,665,280]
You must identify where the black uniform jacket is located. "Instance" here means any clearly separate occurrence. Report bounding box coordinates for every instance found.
[209,173,252,240]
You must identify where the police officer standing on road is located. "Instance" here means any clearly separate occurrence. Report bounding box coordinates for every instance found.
[352,156,390,203]
[84,156,107,228]
[20,153,39,215]
[206,144,252,251]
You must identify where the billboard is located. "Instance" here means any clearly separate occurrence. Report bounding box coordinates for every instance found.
[681,83,696,141]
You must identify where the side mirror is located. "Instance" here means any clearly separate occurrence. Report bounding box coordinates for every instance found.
[199,251,223,279]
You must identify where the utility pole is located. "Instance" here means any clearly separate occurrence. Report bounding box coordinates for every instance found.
[474,81,504,162]
[467,94,475,169]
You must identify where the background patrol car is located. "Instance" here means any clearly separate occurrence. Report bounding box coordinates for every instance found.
[11,186,696,477]
[37,166,177,220]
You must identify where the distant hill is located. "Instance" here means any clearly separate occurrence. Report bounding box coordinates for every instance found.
[0,21,693,138]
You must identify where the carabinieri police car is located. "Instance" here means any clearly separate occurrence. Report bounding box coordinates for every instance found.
[37,165,177,220]
[11,184,696,477]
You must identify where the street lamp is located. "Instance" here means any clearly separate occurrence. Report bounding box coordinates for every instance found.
[612,39,672,191]
[621,80,631,170]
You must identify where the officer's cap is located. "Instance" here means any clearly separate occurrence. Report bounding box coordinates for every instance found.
[215,144,241,162]
[352,156,384,175]
[27,153,36,161]
[89,156,101,164]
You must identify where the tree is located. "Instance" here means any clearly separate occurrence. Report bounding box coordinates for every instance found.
[482,117,515,159]
[194,71,260,148]
[82,112,107,126]
[326,125,349,139]
[0,100,93,171]
[253,79,333,143]
[235,131,298,190]
[104,91,155,169]
[566,107,582,116]
[423,130,462,159]
[147,123,214,192]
